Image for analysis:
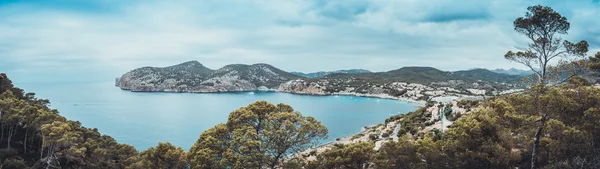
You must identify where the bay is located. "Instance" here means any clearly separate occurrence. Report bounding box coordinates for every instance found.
[15,81,418,151]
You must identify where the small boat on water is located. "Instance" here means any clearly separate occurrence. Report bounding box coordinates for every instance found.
[248,92,255,95]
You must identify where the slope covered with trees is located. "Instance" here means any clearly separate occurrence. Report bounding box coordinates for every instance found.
[1,73,139,168]
[296,79,600,169]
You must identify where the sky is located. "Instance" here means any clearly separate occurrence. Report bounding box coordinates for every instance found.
[1,0,600,82]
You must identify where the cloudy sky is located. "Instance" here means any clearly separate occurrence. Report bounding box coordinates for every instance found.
[1,0,600,82]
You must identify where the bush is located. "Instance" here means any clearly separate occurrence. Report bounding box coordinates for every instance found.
[426,101,436,108]
[351,133,365,140]
[409,128,419,135]
[0,149,18,161]
[369,134,379,141]
[397,128,408,137]
[447,112,462,121]
[2,159,28,169]
[457,100,479,108]
[385,114,404,124]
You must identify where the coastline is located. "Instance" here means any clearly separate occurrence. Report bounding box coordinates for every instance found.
[117,86,428,106]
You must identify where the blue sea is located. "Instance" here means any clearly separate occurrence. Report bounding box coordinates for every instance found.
[13,81,418,151]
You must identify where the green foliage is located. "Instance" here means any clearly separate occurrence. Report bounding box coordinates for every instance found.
[0,73,140,169]
[454,68,523,84]
[280,158,305,169]
[457,99,479,109]
[127,142,187,169]
[2,158,28,169]
[187,101,328,169]
[384,114,404,124]
[396,108,429,136]
[350,133,364,140]
[368,134,379,141]
[587,52,600,70]
[506,5,588,85]
[442,106,519,168]
[373,137,418,169]
[314,80,600,168]
[429,129,443,141]
[307,142,374,169]
[446,112,462,121]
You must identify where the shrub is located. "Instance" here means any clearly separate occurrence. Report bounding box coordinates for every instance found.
[369,134,379,141]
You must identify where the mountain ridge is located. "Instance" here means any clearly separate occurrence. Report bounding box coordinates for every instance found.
[116,61,302,92]
[116,61,525,101]
[291,69,371,78]
[489,68,534,76]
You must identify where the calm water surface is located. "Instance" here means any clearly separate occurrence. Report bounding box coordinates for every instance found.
[15,81,418,151]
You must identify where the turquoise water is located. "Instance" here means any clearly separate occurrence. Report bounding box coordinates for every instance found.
[15,81,418,151]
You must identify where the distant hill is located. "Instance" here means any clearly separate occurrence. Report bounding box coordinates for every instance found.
[280,66,523,100]
[490,68,533,76]
[383,67,460,84]
[291,69,371,78]
[116,61,302,92]
[322,67,519,84]
[454,68,523,84]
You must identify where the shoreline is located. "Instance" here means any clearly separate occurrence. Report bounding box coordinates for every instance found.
[117,87,429,106]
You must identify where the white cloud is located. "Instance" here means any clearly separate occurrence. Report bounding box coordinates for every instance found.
[0,0,599,82]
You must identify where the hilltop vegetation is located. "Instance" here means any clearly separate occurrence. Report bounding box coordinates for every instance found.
[454,68,523,84]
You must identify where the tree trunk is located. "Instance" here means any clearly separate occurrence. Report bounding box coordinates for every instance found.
[7,124,13,148]
[24,128,28,153]
[1,124,4,147]
[531,113,547,169]
[270,153,283,169]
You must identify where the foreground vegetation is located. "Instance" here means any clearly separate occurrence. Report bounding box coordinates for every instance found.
[4,71,600,169]
[0,73,328,169]
[299,81,600,169]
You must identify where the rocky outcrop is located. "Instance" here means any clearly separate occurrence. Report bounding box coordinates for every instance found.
[277,79,328,95]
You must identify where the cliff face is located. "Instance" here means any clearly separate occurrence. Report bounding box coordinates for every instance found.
[116,61,302,92]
